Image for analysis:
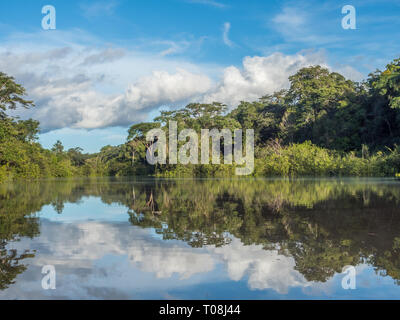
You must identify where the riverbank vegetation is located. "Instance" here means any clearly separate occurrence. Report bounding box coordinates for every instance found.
[1,57,400,181]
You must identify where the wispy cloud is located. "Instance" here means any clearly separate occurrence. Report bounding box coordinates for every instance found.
[132,35,208,57]
[152,39,197,57]
[223,22,234,47]
[272,7,306,29]
[80,48,126,66]
[186,0,228,9]
[80,1,119,18]
[271,5,344,47]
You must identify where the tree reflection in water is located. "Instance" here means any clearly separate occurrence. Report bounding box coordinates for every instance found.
[1,177,400,289]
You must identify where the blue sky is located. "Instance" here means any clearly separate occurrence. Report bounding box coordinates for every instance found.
[1,0,400,152]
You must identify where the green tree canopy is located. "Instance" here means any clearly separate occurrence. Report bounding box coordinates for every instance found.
[0,72,34,119]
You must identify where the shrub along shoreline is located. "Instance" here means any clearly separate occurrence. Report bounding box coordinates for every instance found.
[151,141,400,178]
[1,138,399,182]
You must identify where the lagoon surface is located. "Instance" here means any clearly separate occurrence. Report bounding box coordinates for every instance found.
[1,177,400,299]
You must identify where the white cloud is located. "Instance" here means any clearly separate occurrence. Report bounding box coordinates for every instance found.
[203,50,327,107]
[35,66,211,130]
[223,22,234,47]
[0,31,362,132]
[0,34,214,131]
[92,68,211,129]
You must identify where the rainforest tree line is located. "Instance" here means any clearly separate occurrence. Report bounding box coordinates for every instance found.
[1,57,400,180]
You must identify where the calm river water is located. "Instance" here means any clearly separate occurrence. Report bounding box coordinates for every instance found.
[1,177,400,299]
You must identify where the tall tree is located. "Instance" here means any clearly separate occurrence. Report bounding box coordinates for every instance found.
[285,66,359,148]
[0,72,34,119]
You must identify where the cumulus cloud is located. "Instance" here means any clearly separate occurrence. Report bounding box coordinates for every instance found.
[121,69,211,113]
[0,31,362,132]
[203,51,327,106]
[76,68,212,129]
[0,42,213,131]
